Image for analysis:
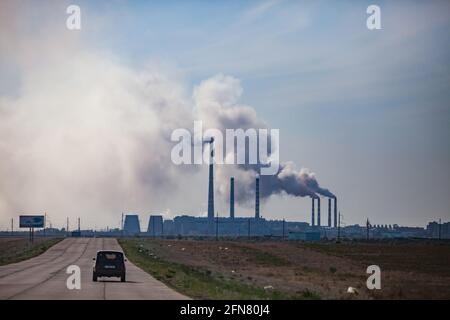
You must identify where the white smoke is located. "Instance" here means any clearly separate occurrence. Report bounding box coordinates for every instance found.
[0,53,196,221]
[193,75,335,205]
[0,2,334,228]
[0,4,195,225]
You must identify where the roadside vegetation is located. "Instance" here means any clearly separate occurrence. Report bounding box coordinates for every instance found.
[0,237,63,266]
[119,238,320,300]
[120,237,450,299]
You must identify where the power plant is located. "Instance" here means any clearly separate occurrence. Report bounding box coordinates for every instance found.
[121,144,339,238]
[14,161,441,240]
[115,170,338,237]
[9,161,441,240]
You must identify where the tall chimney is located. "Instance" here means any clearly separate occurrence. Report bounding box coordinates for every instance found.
[255,177,260,219]
[207,140,214,222]
[311,197,315,226]
[328,198,332,227]
[334,197,338,228]
[230,177,235,219]
[317,198,321,226]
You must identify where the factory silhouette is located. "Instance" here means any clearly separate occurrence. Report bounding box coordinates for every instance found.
[123,146,338,239]
[123,176,334,238]
[10,156,446,240]
[116,141,450,240]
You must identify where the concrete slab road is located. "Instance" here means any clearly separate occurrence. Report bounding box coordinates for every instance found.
[0,238,188,300]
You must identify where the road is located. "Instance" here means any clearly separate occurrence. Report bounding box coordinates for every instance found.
[0,238,188,300]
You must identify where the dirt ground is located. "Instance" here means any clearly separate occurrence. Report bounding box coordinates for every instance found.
[141,238,450,299]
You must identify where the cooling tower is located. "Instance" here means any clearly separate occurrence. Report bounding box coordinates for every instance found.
[123,214,140,235]
[147,215,163,236]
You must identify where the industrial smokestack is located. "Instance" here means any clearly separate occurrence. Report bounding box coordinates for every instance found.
[311,197,315,226]
[255,177,260,219]
[328,198,332,227]
[207,139,214,222]
[317,197,321,226]
[334,197,337,228]
[230,177,235,219]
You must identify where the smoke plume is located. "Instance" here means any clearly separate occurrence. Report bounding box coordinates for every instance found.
[194,75,335,204]
[0,2,334,228]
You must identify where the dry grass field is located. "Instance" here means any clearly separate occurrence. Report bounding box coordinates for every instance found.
[121,238,450,299]
[0,237,63,266]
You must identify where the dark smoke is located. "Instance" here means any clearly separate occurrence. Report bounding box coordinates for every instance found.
[195,74,335,204]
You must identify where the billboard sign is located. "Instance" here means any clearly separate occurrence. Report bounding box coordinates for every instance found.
[19,215,45,228]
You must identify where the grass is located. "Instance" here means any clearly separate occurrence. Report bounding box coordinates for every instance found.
[0,237,63,266]
[237,246,290,267]
[119,238,320,300]
[302,240,450,276]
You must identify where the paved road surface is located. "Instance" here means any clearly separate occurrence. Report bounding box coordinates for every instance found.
[0,238,188,300]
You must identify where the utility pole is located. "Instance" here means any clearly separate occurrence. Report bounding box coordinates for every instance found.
[121,213,124,237]
[439,218,442,240]
[78,217,80,232]
[66,217,69,233]
[44,212,47,238]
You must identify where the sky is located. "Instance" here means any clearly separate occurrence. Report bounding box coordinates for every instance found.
[0,0,449,230]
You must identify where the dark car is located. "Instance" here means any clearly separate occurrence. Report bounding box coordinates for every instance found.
[92,250,126,282]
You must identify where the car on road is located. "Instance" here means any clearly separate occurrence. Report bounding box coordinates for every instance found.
[93,250,126,282]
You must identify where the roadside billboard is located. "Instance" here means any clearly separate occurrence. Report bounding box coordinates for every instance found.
[19,215,45,228]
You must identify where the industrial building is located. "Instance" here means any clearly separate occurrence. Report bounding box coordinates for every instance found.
[36,146,445,240]
[147,215,163,236]
[123,214,140,235]
[288,231,321,241]
[120,154,340,237]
